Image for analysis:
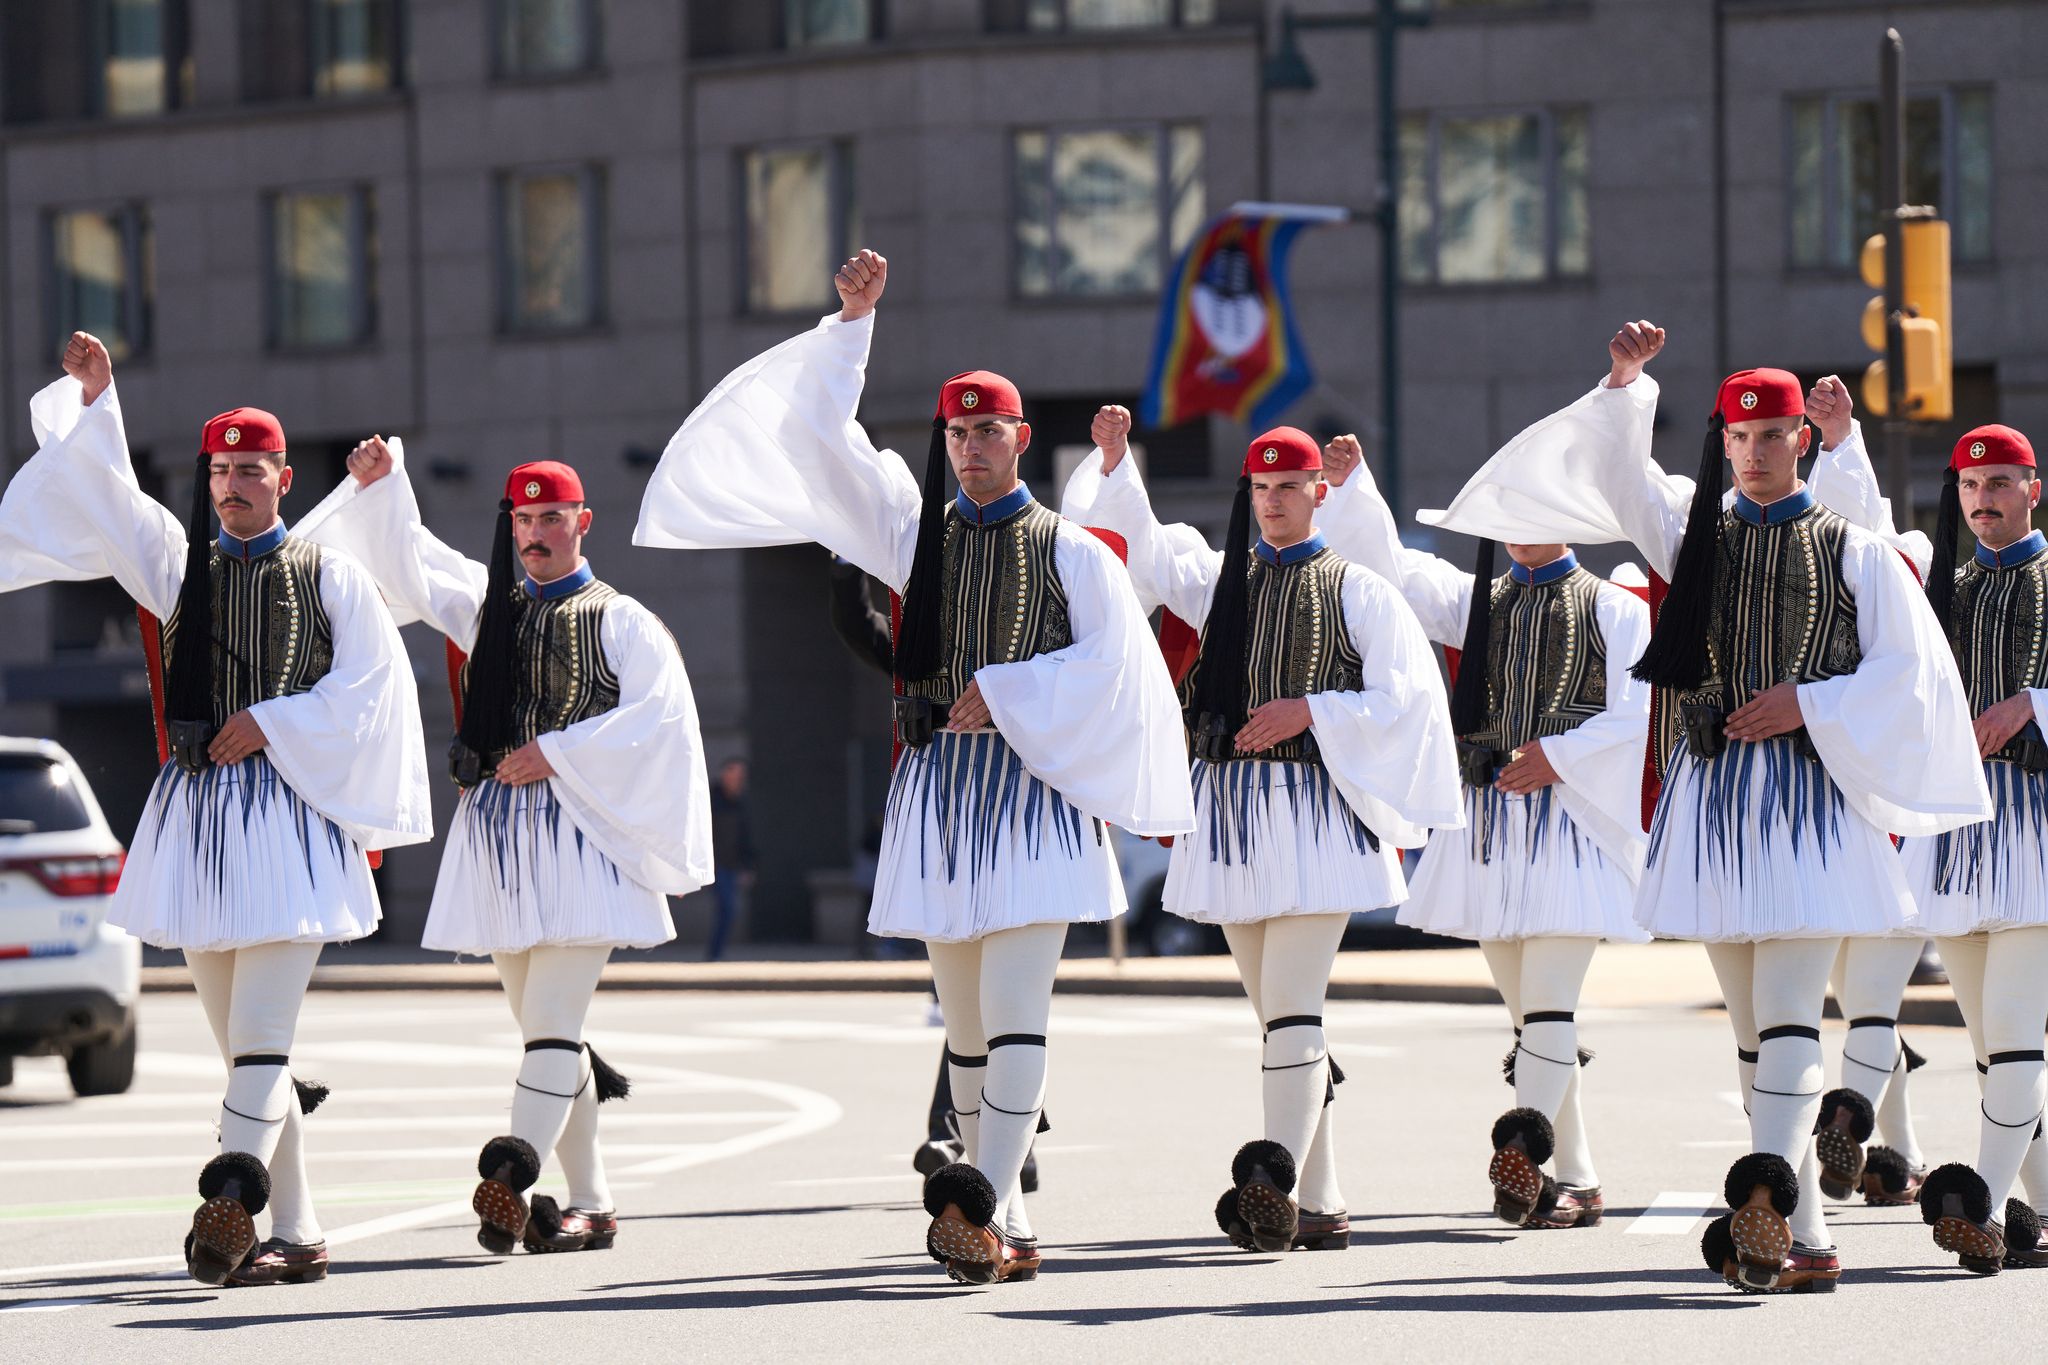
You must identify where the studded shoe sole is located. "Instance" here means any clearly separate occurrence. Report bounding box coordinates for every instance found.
[1814,1125,1865,1202]
[1488,1145,1543,1226]
[1728,1188,1794,1292]
[1234,1175,1298,1254]
[186,1197,258,1286]
[472,1179,529,1256]
[928,1206,1001,1285]
[1932,1217,2006,1276]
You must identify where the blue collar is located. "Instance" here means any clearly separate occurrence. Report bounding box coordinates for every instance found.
[955,483,1033,526]
[1976,530,2048,570]
[1732,485,1814,527]
[217,521,287,561]
[524,561,594,600]
[1510,550,1578,586]
[1256,531,1327,566]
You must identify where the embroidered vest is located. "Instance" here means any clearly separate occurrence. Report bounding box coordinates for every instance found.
[899,500,1072,707]
[1468,566,1609,754]
[1948,548,2048,765]
[463,577,623,762]
[1651,502,1862,778]
[161,536,333,724]
[1182,546,1365,764]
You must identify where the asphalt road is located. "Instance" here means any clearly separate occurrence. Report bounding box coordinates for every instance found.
[1,988,2041,1362]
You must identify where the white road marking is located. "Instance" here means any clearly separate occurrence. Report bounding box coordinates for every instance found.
[1624,1191,1718,1236]
[5,1110,788,1143]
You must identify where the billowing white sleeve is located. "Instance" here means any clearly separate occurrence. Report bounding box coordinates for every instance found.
[291,439,488,648]
[635,311,920,591]
[246,551,434,851]
[1058,448,1221,627]
[1538,584,1651,872]
[2029,690,2048,736]
[535,597,714,897]
[1418,374,1688,581]
[973,523,1197,838]
[1304,565,1464,847]
[1796,529,1992,835]
[1315,468,1471,646]
[1806,420,1933,580]
[0,378,182,614]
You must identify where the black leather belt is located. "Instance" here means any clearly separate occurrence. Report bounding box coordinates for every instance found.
[893,695,951,747]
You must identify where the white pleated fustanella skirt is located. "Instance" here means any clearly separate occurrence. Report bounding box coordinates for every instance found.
[1398,784,1647,942]
[867,728,1123,942]
[1637,734,1915,942]
[1164,758,1405,925]
[1900,759,2048,937]
[424,776,674,955]
[110,755,379,951]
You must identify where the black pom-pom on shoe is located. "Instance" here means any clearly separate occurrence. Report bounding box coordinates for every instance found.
[1230,1139,1298,1196]
[528,1193,565,1239]
[2005,1199,2043,1251]
[1700,1213,1737,1276]
[477,1135,542,1191]
[198,1152,273,1217]
[1816,1087,1876,1143]
[1862,1144,1911,1196]
[1490,1107,1556,1168]
[1918,1163,1992,1227]
[922,1162,997,1226]
[1724,1152,1799,1217]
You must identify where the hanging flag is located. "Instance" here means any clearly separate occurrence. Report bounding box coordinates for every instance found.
[1140,202,1345,432]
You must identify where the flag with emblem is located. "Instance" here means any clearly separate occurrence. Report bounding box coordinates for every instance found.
[1140,203,1344,432]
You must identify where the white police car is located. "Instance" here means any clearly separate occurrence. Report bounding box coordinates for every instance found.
[0,738,139,1094]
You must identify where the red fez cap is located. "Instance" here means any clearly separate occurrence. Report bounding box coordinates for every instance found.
[1952,424,2035,472]
[505,460,584,507]
[1241,427,1323,477]
[936,371,1024,422]
[1714,369,1804,425]
[201,407,286,455]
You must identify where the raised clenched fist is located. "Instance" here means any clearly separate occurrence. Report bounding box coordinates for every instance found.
[1322,434,1363,488]
[347,435,395,488]
[1805,375,1853,450]
[835,249,888,321]
[63,332,112,407]
[1092,405,1133,473]
[1607,320,1665,388]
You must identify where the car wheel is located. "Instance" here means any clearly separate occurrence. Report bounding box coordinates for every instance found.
[67,1017,137,1097]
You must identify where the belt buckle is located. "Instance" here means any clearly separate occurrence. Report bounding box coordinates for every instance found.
[893,695,935,748]
[168,720,215,776]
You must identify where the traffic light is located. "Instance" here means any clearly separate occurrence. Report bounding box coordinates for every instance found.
[1860,217,1952,421]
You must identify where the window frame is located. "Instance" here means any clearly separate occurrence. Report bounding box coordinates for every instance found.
[495,163,609,336]
[735,139,859,319]
[1010,119,1206,304]
[782,0,880,49]
[1399,104,1590,288]
[43,201,154,364]
[1016,0,1216,30]
[263,184,378,353]
[85,0,187,119]
[489,0,603,82]
[1783,85,1993,275]
[309,0,404,101]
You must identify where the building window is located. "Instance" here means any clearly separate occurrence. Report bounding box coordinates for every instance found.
[268,189,376,350]
[1014,124,1204,299]
[785,0,872,47]
[1788,89,1992,271]
[1020,0,1216,28]
[742,143,858,315]
[498,167,606,333]
[313,0,399,96]
[1,1,189,125]
[1399,108,1588,285]
[47,205,154,363]
[495,0,599,77]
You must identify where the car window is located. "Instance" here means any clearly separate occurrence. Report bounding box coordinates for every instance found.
[0,754,94,834]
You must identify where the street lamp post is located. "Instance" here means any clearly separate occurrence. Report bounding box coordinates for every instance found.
[1264,1,1431,519]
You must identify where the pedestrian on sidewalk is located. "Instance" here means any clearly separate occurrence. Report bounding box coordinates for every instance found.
[707,759,754,962]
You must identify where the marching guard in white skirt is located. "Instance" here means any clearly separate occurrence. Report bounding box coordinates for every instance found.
[1418,322,1990,1292]
[1313,395,1651,1233]
[1063,414,1461,1255]
[296,439,712,1256]
[635,250,1195,1283]
[0,334,432,1286]
[1810,414,2048,1272]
